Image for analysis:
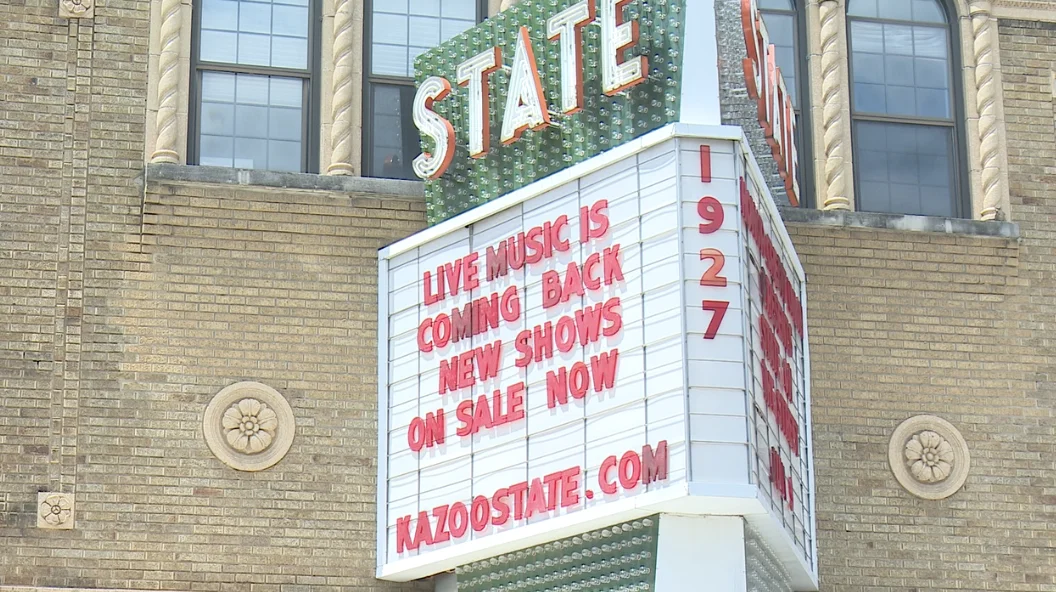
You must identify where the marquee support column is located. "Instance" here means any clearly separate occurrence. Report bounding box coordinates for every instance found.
[150,0,183,163]
[971,0,1007,221]
[818,0,851,211]
[654,516,747,592]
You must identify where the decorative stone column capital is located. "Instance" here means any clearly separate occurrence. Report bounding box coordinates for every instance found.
[968,0,993,17]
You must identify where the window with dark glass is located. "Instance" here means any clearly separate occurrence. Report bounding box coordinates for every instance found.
[191,0,320,172]
[848,0,965,217]
[758,0,814,207]
[365,0,486,180]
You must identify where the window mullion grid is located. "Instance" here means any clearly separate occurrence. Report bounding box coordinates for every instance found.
[849,15,946,29]
[363,0,489,179]
[196,62,312,171]
[852,114,954,127]
[845,4,966,217]
[197,62,311,79]
[849,56,959,213]
[192,0,318,172]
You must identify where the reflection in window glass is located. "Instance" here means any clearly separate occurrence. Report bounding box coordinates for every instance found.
[855,121,954,216]
[848,0,960,217]
[194,0,314,172]
[369,84,415,179]
[366,0,479,179]
[199,0,309,69]
[850,21,949,118]
[371,0,477,77]
[760,10,797,109]
[849,0,945,22]
[199,72,304,172]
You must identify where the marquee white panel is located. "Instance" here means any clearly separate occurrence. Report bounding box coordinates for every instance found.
[378,125,815,588]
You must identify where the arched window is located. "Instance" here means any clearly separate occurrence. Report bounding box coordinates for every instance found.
[848,0,965,217]
[759,0,813,207]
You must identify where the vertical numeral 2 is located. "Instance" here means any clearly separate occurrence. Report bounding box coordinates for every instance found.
[699,248,727,287]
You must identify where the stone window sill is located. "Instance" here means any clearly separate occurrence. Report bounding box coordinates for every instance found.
[145,163,425,200]
[779,207,1020,240]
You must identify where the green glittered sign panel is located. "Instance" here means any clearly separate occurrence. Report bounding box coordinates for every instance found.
[414,0,686,225]
[456,516,661,592]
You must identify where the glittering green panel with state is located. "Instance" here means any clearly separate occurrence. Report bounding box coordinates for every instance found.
[415,0,686,225]
[456,516,661,592]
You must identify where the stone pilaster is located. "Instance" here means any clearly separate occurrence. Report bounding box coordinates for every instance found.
[817,0,852,211]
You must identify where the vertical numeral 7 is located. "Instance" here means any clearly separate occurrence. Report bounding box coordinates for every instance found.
[701,300,730,339]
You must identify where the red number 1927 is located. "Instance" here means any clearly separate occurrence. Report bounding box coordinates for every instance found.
[697,147,730,341]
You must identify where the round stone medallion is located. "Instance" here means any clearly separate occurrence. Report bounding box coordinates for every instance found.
[203,382,295,471]
[888,415,970,500]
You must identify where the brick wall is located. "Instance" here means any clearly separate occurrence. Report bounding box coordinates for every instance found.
[784,222,1035,591]
[3,176,433,590]
[774,17,1056,591]
[0,0,436,586]
[2,0,1055,590]
[0,0,76,517]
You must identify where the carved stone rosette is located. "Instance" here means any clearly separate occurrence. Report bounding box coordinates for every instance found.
[203,382,295,471]
[37,492,75,529]
[818,0,850,211]
[150,0,183,163]
[59,0,94,19]
[327,0,355,175]
[970,1,1003,221]
[889,415,970,500]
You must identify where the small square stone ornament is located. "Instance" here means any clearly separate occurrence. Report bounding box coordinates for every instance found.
[37,492,74,530]
[59,0,94,19]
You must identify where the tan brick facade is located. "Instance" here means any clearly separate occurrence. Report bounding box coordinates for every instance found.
[784,220,1031,590]
[767,17,1056,590]
[3,166,435,589]
[0,3,434,587]
[2,1,1056,592]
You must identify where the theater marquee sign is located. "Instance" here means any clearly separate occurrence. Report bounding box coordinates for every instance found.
[378,125,815,587]
[378,0,815,588]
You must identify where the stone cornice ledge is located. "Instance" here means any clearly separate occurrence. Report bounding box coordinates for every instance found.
[993,1,1056,22]
[146,163,425,200]
[0,589,166,592]
[779,207,1020,240]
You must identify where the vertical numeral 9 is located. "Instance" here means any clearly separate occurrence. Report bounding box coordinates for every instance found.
[697,196,724,234]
